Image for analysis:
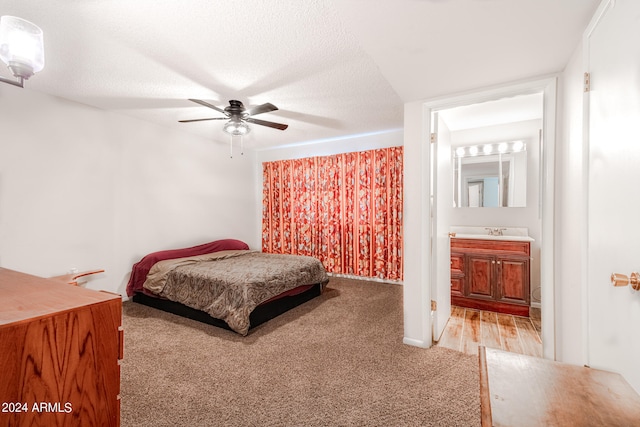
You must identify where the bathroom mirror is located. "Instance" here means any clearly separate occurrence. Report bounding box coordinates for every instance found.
[453,141,527,208]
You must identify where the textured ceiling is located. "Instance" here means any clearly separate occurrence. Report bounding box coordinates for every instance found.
[331,0,600,102]
[1,0,599,150]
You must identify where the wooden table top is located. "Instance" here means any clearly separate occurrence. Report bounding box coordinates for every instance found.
[479,346,640,427]
[0,268,119,326]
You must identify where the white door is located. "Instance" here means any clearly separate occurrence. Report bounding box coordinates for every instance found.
[431,112,452,341]
[586,0,640,392]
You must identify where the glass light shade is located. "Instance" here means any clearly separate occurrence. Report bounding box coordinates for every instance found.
[0,16,45,79]
[512,140,525,152]
[223,120,250,136]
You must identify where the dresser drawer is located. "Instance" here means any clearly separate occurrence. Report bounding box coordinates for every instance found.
[451,238,530,256]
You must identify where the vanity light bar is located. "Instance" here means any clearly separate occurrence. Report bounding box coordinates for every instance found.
[454,141,526,157]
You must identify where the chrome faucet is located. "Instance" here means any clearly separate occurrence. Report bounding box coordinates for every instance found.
[485,227,507,236]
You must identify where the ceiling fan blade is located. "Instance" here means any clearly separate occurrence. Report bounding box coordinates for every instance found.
[245,117,288,130]
[246,103,278,116]
[179,117,227,123]
[188,98,228,115]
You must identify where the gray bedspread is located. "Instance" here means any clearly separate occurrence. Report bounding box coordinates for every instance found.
[142,250,328,335]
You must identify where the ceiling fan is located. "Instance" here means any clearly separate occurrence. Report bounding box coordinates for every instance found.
[179,99,288,136]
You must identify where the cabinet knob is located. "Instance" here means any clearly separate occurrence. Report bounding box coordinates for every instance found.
[492,260,496,264]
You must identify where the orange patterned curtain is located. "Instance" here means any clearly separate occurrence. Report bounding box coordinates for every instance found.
[262,147,403,281]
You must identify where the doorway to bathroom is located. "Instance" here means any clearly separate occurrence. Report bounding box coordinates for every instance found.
[426,78,556,359]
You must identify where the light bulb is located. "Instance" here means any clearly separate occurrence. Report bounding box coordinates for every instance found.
[0,16,45,79]
[512,140,524,151]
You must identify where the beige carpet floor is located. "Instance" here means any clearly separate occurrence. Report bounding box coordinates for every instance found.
[120,277,480,426]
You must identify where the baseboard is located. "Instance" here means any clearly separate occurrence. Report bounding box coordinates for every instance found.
[403,337,431,348]
[327,272,402,285]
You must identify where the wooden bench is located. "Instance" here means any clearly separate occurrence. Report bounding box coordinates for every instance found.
[479,346,640,426]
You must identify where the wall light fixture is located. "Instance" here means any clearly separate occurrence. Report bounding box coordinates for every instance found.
[454,140,526,158]
[0,16,45,88]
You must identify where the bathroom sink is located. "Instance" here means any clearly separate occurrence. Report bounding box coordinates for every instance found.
[449,226,535,242]
[451,233,534,242]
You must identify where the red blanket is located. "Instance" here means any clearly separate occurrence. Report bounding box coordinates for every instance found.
[126,239,249,296]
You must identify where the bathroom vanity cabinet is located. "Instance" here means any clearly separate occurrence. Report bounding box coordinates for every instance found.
[451,238,530,316]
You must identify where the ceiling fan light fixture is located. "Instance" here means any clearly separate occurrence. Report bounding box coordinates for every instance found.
[223,120,250,136]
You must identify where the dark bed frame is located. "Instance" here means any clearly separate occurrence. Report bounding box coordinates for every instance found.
[131,282,324,333]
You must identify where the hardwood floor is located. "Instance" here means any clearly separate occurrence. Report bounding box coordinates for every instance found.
[437,306,542,357]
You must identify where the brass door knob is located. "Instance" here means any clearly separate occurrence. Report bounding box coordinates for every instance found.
[611,272,640,291]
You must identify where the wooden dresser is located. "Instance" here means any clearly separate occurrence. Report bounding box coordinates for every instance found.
[451,238,530,316]
[0,268,123,427]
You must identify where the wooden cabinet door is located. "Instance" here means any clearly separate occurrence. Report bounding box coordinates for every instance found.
[466,254,495,300]
[496,256,530,305]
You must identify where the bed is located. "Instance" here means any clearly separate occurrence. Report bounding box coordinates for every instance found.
[126,239,329,335]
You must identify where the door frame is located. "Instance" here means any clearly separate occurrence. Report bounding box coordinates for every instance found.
[430,112,453,341]
[419,76,557,359]
[581,0,615,369]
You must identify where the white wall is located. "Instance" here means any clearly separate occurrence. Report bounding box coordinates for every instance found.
[449,119,542,305]
[0,84,257,296]
[255,128,403,162]
[403,101,432,347]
